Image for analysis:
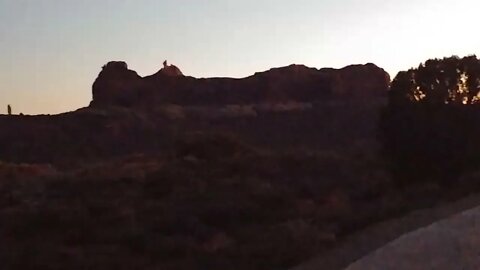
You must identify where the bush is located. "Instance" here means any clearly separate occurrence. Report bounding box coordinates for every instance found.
[381,55,480,186]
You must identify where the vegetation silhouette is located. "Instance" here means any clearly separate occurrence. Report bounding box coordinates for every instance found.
[390,55,480,105]
[381,55,480,186]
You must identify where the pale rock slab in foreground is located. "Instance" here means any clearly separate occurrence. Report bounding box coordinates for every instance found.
[345,206,480,270]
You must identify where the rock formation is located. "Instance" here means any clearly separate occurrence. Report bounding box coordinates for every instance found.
[0,61,390,163]
[159,60,184,76]
[90,61,142,107]
[90,61,390,108]
[321,63,391,97]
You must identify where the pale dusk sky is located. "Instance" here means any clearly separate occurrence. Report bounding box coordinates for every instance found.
[1,0,479,114]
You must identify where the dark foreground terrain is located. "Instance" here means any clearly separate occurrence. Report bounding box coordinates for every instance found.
[4,102,480,270]
[0,100,390,270]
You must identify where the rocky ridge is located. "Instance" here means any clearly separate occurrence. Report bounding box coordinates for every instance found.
[90,61,390,108]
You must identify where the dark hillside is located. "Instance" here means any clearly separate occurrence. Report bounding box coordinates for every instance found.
[0,61,395,270]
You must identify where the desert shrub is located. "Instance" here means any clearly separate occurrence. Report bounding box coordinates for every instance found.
[220,105,257,117]
[172,132,256,161]
[256,102,313,113]
[0,130,393,270]
[0,162,57,180]
[160,105,186,119]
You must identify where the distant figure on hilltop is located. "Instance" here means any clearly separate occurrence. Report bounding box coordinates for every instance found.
[160,60,184,76]
[7,104,11,115]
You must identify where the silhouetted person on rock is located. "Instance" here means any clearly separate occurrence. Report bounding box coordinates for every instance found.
[160,60,184,76]
[7,104,11,115]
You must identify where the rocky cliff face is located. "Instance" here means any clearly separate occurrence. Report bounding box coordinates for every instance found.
[91,61,142,107]
[158,60,184,76]
[90,62,390,108]
[321,63,391,97]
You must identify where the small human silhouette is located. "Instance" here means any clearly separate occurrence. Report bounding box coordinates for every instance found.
[7,104,11,115]
[163,60,168,68]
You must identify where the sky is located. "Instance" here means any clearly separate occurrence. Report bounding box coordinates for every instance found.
[1,0,480,115]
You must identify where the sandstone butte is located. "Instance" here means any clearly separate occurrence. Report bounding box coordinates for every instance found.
[90,60,391,108]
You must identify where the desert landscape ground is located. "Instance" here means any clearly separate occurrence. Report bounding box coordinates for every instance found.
[3,57,480,270]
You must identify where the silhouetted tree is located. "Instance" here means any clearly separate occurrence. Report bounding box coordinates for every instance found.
[381,55,480,186]
[390,55,480,106]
